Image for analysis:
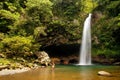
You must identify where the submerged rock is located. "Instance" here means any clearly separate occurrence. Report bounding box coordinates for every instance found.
[98,71,112,76]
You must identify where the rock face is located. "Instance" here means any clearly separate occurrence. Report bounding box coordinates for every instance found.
[35,51,51,66]
[98,71,112,76]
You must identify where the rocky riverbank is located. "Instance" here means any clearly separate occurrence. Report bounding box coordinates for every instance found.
[0,67,30,76]
[0,51,52,76]
[0,63,39,76]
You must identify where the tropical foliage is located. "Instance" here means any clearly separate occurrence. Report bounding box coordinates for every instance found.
[0,0,120,60]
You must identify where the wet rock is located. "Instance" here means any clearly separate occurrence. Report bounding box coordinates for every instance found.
[98,71,112,76]
[69,59,78,64]
[60,59,69,64]
[35,51,51,66]
[51,58,60,64]
[0,65,9,71]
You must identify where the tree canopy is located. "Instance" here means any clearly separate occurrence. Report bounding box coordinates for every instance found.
[0,0,120,59]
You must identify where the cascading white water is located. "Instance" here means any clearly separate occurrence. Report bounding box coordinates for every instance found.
[78,13,92,65]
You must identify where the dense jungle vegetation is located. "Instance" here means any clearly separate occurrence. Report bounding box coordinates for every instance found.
[0,0,120,64]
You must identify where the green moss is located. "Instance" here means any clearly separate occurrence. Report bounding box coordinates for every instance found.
[0,58,10,65]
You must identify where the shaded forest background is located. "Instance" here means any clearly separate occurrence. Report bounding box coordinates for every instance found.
[0,0,120,63]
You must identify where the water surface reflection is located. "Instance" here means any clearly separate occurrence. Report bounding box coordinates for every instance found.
[0,65,120,80]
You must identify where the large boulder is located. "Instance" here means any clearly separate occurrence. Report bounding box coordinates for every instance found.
[35,51,51,66]
[98,71,112,76]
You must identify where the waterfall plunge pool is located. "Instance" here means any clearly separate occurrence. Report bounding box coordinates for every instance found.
[0,65,120,80]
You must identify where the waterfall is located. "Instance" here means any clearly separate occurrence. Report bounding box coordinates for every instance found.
[78,13,92,65]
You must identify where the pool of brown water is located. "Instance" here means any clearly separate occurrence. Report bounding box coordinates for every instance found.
[0,65,120,80]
